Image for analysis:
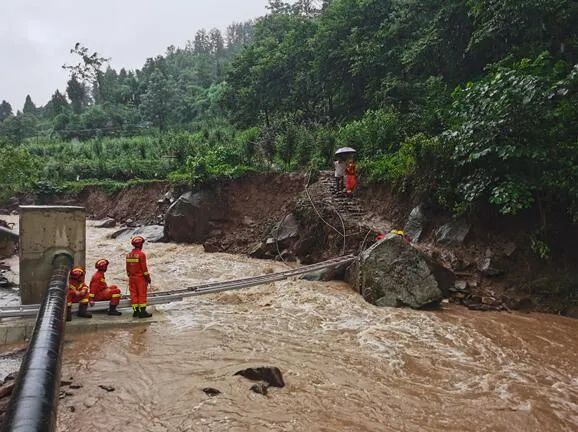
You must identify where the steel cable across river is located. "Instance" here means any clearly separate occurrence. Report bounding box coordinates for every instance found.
[1,219,578,431]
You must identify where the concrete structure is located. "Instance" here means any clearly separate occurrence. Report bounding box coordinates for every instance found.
[19,206,86,305]
[0,309,162,345]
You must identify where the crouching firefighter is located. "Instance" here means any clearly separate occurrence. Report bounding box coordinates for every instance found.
[67,266,92,321]
[126,236,152,318]
[89,259,122,316]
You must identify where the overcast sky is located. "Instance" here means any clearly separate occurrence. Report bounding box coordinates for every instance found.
[0,0,271,110]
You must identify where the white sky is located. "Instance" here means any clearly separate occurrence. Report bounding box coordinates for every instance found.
[0,0,271,110]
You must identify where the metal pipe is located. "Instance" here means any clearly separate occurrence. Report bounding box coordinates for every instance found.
[2,253,73,432]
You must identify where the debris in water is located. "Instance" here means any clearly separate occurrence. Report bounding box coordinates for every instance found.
[250,383,269,396]
[70,384,83,389]
[202,387,222,397]
[98,385,115,392]
[59,391,73,400]
[234,367,285,388]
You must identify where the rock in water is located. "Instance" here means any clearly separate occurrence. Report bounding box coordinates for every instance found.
[0,226,18,259]
[202,387,222,397]
[234,367,285,388]
[95,218,116,228]
[354,233,452,308]
[164,190,226,243]
[110,225,166,243]
[404,205,428,243]
[250,384,269,396]
[98,385,115,392]
[435,219,471,246]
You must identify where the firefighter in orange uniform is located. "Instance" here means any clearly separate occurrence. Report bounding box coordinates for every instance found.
[126,236,152,318]
[89,259,122,316]
[67,266,92,321]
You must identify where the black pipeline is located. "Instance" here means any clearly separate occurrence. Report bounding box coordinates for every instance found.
[2,253,73,432]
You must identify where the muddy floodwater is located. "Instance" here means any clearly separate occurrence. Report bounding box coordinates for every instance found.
[2,219,578,431]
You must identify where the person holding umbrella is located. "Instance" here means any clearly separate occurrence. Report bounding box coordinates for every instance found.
[333,157,346,193]
[335,147,357,195]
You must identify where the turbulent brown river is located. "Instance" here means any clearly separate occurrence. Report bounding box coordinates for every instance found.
[2,219,578,431]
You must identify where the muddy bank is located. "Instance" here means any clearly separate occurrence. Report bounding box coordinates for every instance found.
[2,171,577,316]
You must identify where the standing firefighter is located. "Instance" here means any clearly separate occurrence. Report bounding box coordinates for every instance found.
[89,259,122,316]
[67,266,92,321]
[126,236,152,318]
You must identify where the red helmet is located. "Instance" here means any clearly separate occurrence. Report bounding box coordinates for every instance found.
[131,236,145,247]
[70,266,85,281]
[95,259,109,271]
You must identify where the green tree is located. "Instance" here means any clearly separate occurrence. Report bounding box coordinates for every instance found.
[439,55,578,218]
[141,70,176,131]
[67,76,89,114]
[0,100,12,122]
[48,90,69,117]
[0,113,36,144]
[23,95,36,115]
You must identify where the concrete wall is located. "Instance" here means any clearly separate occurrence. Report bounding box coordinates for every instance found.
[19,206,86,305]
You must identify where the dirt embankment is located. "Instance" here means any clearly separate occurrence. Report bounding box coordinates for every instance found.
[201,172,306,254]
[2,172,577,316]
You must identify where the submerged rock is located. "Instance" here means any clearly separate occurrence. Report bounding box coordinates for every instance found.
[94,218,116,228]
[234,367,285,388]
[202,387,222,397]
[353,233,453,309]
[250,383,269,396]
[98,385,115,392]
[110,225,166,243]
[0,276,15,289]
[299,262,349,282]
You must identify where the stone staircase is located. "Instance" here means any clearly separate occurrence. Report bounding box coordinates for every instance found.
[313,171,365,232]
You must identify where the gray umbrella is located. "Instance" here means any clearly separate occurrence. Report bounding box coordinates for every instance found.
[335,147,357,155]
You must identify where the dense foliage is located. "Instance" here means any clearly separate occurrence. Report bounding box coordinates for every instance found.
[1,0,577,233]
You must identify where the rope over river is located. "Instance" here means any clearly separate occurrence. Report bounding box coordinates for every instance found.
[2,218,578,431]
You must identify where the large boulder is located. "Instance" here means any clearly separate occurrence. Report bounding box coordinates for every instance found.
[353,233,452,309]
[164,190,226,243]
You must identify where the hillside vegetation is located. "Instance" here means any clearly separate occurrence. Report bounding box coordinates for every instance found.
[1,0,577,253]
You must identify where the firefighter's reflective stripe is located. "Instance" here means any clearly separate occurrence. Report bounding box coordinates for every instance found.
[126,258,140,263]
[111,293,121,298]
